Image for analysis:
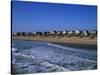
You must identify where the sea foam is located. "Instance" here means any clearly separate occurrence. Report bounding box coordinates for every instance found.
[11,40,97,74]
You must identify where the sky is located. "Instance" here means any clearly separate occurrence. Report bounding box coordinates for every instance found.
[12,1,97,32]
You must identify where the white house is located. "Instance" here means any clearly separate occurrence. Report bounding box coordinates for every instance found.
[74,30,81,37]
[62,31,67,36]
[67,30,74,37]
[89,30,97,39]
[12,32,17,36]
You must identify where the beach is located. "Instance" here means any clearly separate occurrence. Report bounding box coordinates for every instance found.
[12,36,97,46]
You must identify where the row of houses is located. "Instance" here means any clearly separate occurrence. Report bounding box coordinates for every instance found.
[12,30,97,39]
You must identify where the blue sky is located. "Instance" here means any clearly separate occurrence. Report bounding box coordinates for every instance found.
[12,1,97,32]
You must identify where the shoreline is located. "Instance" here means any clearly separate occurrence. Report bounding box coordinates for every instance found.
[52,42,97,50]
[12,36,97,49]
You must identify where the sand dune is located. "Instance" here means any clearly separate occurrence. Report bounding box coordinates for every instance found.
[12,36,97,45]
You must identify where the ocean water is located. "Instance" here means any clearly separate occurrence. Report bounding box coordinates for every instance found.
[11,39,97,74]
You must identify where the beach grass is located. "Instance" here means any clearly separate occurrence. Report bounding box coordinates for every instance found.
[12,36,97,46]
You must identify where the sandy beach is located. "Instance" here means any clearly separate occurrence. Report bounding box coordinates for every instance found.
[12,36,97,46]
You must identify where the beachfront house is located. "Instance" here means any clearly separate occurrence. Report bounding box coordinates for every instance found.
[12,32,17,36]
[18,32,30,36]
[32,32,37,36]
[43,31,57,37]
[89,30,97,39]
[80,30,89,38]
[16,32,36,36]
[19,32,30,36]
[43,32,51,37]
[62,31,68,36]
[50,31,55,36]
[16,32,21,36]
[36,32,43,36]
[56,31,62,36]
[74,30,81,37]
[23,32,28,36]
[28,32,33,36]
[67,30,74,37]
[53,30,58,36]
[48,31,58,37]
[14,32,23,36]
[21,32,26,36]
[43,30,60,37]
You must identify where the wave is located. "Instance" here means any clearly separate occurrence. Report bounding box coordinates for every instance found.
[11,41,97,74]
[47,43,67,49]
[14,53,36,63]
[12,52,68,74]
[12,47,17,52]
[12,49,96,74]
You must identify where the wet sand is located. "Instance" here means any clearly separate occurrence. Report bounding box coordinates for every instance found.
[52,42,97,50]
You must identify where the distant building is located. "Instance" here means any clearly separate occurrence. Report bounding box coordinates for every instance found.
[16,32,21,36]
[56,31,62,36]
[74,30,81,37]
[12,32,17,36]
[44,32,50,36]
[67,30,74,37]
[80,30,89,38]
[36,32,43,36]
[89,30,97,39]
[62,31,67,36]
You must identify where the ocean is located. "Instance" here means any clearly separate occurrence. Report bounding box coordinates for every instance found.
[11,39,97,74]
